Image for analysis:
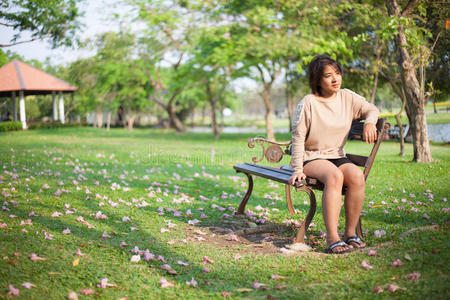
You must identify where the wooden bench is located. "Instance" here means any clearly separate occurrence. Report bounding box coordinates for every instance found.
[233,118,389,244]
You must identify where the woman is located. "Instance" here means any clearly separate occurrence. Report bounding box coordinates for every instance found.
[288,54,379,254]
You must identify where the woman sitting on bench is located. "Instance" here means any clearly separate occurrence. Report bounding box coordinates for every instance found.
[288,54,379,254]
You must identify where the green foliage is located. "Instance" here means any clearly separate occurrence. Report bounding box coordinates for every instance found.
[27,121,86,130]
[0,121,22,131]
[0,0,84,48]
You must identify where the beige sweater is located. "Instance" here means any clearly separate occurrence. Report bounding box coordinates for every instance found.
[290,89,379,173]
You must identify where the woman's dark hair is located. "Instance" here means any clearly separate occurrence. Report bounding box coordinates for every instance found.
[308,54,342,96]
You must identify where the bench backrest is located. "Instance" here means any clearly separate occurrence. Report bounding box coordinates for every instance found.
[248,118,389,181]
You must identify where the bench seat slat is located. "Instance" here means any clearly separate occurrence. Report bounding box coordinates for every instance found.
[234,163,291,184]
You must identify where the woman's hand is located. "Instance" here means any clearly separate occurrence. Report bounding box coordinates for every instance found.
[363,122,377,144]
[288,171,307,186]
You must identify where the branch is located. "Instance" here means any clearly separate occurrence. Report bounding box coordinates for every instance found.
[0,22,15,27]
[401,0,420,17]
[0,37,41,48]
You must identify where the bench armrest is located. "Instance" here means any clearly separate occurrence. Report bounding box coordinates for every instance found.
[248,137,292,164]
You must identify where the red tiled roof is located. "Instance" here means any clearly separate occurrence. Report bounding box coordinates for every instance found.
[0,59,76,96]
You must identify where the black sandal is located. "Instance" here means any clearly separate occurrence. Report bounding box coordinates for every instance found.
[345,236,366,249]
[326,241,353,254]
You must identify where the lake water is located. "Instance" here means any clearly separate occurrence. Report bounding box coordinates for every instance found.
[189,123,450,143]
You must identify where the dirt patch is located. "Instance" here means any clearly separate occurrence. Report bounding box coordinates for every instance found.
[185,217,320,255]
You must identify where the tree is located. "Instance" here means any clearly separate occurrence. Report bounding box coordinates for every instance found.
[385,0,443,162]
[127,0,203,132]
[0,0,84,48]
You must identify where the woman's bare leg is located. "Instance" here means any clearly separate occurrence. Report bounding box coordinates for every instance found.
[339,163,366,248]
[303,159,352,253]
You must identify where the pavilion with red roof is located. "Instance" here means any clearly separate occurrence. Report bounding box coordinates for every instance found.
[0,59,77,129]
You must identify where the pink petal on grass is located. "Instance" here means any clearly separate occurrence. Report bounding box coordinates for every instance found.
[67,291,78,300]
[102,231,111,238]
[252,281,266,289]
[407,272,420,280]
[186,277,198,287]
[30,253,46,261]
[202,266,210,273]
[177,260,189,266]
[233,254,242,260]
[74,248,84,256]
[387,284,401,292]
[62,228,71,235]
[202,256,214,264]
[391,259,403,267]
[361,260,373,270]
[188,219,200,225]
[22,282,35,289]
[159,277,174,288]
[372,286,383,293]
[79,288,93,295]
[97,278,114,288]
[374,230,386,238]
[422,213,430,219]
[130,255,141,263]
[161,264,177,274]
[368,250,378,256]
[9,285,19,296]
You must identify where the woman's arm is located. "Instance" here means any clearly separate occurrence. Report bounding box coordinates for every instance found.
[289,99,309,184]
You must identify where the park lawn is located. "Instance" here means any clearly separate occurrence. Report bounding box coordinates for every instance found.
[0,127,449,299]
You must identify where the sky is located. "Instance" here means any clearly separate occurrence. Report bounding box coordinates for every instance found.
[0,1,259,91]
[0,1,125,66]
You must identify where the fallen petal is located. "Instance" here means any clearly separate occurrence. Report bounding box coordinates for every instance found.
[361,260,373,270]
[387,284,401,292]
[407,272,420,280]
[391,259,403,267]
[130,255,141,263]
[67,291,78,300]
[21,282,35,289]
[160,277,174,288]
[372,286,383,293]
[186,277,198,287]
[9,284,19,296]
[252,281,265,289]
[271,274,288,279]
[79,288,93,295]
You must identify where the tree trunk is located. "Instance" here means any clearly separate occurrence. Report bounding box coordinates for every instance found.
[168,104,185,132]
[286,90,295,133]
[386,0,432,163]
[95,107,103,128]
[395,97,406,156]
[369,70,379,104]
[106,111,112,131]
[127,113,136,131]
[209,98,219,139]
[261,89,275,141]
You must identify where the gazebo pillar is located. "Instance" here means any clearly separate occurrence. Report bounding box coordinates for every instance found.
[12,91,17,121]
[58,91,65,124]
[19,91,27,129]
[52,91,58,121]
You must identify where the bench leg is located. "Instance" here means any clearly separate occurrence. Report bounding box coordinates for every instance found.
[356,217,363,237]
[294,186,316,243]
[237,173,253,215]
[285,185,295,215]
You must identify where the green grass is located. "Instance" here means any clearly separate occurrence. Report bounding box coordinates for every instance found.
[1,128,449,299]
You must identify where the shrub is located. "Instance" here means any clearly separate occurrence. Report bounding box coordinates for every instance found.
[0,121,22,132]
[28,121,86,130]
